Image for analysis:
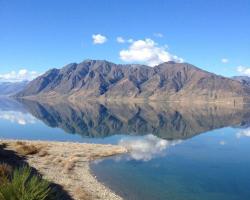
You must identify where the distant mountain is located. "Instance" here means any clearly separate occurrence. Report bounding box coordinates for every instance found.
[0,81,29,96]
[232,76,250,87]
[16,60,250,103]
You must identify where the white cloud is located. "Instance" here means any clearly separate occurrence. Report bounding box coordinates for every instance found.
[0,69,40,82]
[221,58,229,63]
[117,37,134,44]
[92,34,107,44]
[237,66,250,76]
[119,38,183,66]
[236,128,250,138]
[116,36,125,43]
[154,33,164,38]
[219,140,226,145]
[118,134,181,161]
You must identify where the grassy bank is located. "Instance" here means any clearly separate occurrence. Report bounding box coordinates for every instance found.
[0,140,127,200]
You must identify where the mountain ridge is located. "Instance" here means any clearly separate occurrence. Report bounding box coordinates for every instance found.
[15,60,250,103]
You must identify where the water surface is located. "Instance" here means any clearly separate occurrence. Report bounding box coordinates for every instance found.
[92,128,250,200]
[1,97,250,199]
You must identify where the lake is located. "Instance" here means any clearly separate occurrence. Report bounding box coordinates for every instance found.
[1,97,250,200]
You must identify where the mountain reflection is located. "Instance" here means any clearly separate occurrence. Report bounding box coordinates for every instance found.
[16,99,250,140]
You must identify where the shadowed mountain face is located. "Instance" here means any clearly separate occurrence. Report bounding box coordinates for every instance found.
[18,99,250,140]
[16,60,250,102]
[232,76,250,87]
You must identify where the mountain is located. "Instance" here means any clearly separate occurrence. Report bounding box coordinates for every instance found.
[0,81,29,96]
[232,76,250,87]
[15,60,250,103]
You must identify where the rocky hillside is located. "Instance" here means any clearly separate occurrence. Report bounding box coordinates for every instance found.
[16,60,250,102]
[232,76,250,87]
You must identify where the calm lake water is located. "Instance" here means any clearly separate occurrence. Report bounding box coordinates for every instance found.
[1,97,250,199]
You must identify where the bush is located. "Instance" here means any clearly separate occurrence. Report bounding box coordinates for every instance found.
[0,166,53,200]
[0,164,12,179]
[0,163,12,186]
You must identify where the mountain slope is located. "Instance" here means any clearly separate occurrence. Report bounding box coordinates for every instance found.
[16,60,250,102]
[232,76,250,87]
[0,81,29,96]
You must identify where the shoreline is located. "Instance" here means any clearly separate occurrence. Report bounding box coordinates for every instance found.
[0,139,127,200]
[15,94,250,106]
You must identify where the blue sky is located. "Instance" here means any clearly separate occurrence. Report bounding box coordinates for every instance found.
[0,0,250,81]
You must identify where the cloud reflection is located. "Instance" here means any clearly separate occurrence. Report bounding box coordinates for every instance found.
[118,134,181,161]
[236,128,250,138]
[0,111,37,125]
[219,140,226,145]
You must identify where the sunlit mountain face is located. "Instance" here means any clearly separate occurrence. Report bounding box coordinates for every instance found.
[15,60,250,104]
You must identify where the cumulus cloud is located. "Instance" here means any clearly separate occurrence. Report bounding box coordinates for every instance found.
[116,36,125,43]
[117,37,134,44]
[92,34,107,44]
[119,38,183,66]
[237,66,250,76]
[236,128,250,138]
[0,111,37,125]
[0,69,40,82]
[118,134,181,161]
[221,58,229,63]
[154,33,164,38]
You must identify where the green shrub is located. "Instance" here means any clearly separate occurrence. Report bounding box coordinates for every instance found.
[0,166,53,200]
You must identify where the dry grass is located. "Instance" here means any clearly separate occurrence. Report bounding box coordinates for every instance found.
[63,156,80,172]
[74,187,93,200]
[90,149,124,160]
[14,142,40,156]
[0,163,12,178]
[0,163,12,186]
[38,150,49,157]
[64,161,75,172]
[15,141,25,146]
[53,157,63,163]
